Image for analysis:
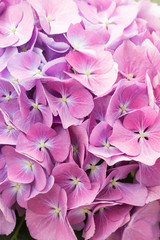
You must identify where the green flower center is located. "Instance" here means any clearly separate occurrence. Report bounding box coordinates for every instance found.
[54,208,61,214]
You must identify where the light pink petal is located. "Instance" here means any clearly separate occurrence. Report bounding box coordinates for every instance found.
[58,102,82,129]
[133,138,160,166]
[123,108,158,131]
[2,187,16,208]
[33,163,47,191]
[7,50,41,79]
[68,88,94,118]
[49,127,70,162]
[0,197,16,235]
[109,120,141,156]
[117,183,148,206]
[29,0,80,35]
[136,159,160,187]
[8,163,34,184]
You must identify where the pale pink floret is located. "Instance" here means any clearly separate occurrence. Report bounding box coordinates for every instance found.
[67,23,105,56]
[52,163,99,209]
[113,40,150,82]
[13,84,53,133]
[0,2,34,47]
[16,123,70,173]
[109,107,160,165]
[83,153,107,187]
[96,164,148,206]
[0,179,31,208]
[89,204,132,240]
[28,0,81,35]
[106,79,149,126]
[89,121,122,163]
[78,0,139,48]
[2,146,47,192]
[0,196,16,235]
[7,50,43,90]
[43,80,94,128]
[66,50,118,96]
[26,184,77,240]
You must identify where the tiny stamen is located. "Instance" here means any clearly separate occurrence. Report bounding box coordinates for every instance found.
[72,178,80,185]
[85,71,91,77]
[39,141,46,149]
[104,141,110,149]
[120,104,127,113]
[33,103,39,109]
[54,207,61,214]
[11,27,17,34]
[5,95,11,101]
[35,69,41,75]
[90,164,96,171]
[61,96,67,102]
[7,125,14,131]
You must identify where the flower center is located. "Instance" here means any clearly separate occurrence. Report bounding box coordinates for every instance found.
[11,27,16,34]
[54,207,61,214]
[72,178,80,185]
[61,96,67,102]
[15,183,21,190]
[104,141,111,149]
[47,16,52,22]
[27,161,33,168]
[90,164,96,171]
[128,73,134,78]
[35,69,41,75]
[39,141,46,149]
[110,179,117,188]
[7,125,14,131]
[120,104,127,113]
[83,208,89,213]
[73,145,78,154]
[139,131,146,138]
[85,71,91,77]
[33,103,39,109]
[105,20,110,26]
[5,94,11,101]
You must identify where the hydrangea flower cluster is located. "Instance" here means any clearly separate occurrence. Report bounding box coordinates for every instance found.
[0,0,160,239]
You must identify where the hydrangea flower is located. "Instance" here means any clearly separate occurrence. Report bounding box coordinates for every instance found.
[0,0,160,239]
